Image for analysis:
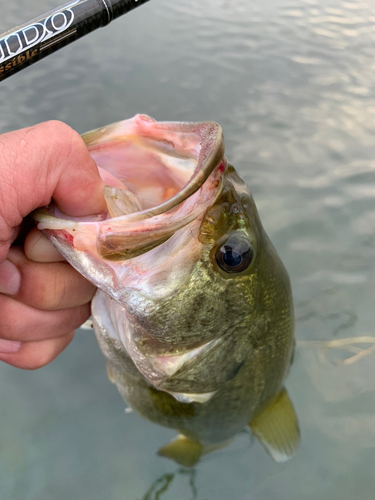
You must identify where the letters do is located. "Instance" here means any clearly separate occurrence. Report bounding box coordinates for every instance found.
[0,7,76,63]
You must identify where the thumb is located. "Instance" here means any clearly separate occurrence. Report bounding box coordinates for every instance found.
[0,120,106,261]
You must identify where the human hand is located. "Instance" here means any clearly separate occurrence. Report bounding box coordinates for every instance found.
[0,121,105,369]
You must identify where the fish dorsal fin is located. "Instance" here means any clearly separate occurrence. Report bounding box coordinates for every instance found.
[249,388,300,463]
[103,186,142,217]
[158,435,202,467]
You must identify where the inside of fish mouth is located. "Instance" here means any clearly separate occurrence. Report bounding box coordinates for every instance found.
[94,142,197,217]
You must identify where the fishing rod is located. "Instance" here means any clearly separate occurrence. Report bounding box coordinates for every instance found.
[0,0,150,82]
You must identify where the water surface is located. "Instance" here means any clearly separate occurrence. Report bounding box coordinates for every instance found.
[1,1,375,499]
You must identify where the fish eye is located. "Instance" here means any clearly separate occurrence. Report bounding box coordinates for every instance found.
[215,234,254,274]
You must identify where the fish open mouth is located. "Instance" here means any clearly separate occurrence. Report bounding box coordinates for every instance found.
[34,114,226,268]
[83,114,226,219]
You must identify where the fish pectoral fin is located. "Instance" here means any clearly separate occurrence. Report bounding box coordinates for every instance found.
[106,363,115,384]
[157,435,203,467]
[249,388,300,463]
[104,185,142,217]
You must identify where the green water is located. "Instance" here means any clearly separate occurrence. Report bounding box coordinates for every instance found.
[1,0,375,498]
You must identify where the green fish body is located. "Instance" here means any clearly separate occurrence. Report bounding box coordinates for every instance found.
[34,115,299,465]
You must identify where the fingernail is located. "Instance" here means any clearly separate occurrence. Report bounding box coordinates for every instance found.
[0,260,21,295]
[0,339,21,353]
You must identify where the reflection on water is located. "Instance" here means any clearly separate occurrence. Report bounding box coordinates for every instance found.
[1,0,375,499]
[141,468,198,500]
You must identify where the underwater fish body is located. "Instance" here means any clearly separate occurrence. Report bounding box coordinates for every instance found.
[34,114,299,466]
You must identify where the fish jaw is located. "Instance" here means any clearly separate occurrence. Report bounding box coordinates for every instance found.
[33,115,226,299]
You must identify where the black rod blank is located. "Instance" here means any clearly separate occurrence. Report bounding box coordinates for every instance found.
[0,0,150,82]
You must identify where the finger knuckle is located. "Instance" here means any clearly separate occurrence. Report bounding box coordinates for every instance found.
[0,313,19,341]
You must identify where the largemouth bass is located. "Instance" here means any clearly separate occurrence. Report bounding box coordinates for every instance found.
[34,114,299,466]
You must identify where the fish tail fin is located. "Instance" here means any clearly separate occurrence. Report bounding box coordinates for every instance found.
[249,388,300,463]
